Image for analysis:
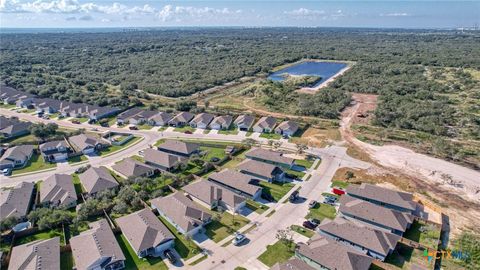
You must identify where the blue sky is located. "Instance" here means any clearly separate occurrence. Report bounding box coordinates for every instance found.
[1,1,479,29]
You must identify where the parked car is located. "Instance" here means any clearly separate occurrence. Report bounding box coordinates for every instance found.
[163,249,177,264]
[309,218,321,227]
[261,192,274,202]
[2,168,12,176]
[323,196,337,205]
[302,220,317,230]
[72,120,80,124]
[184,130,192,134]
[232,232,247,246]
[210,157,220,162]
[58,115,65,119]
[91,127,98,131]
[289,190,300,202]
[42,115,50,120]
[308,200,317,209]
[129,126,138,130]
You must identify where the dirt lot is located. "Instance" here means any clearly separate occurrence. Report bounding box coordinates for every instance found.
[289,127,341,148]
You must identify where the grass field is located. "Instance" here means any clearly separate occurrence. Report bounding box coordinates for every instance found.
[99,136,141,156]
[60,251,75,270]
[174,125,196,133]
[116,234,168,270]
[199,146,227,162]
[306,203,336,221]
[291,225,315,238]
[205,211,249,243]
[294,158,314,169]
[257,240,295,267]
[14,229,65,246]
[12,154,56,175]
[0,133,37,144]
[331,180,350,189]
[258,181,295,202]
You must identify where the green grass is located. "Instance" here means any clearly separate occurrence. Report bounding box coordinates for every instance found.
[71,173,85,196]
[322,192,339,199]
[245,199,269,214]
[291,225,315,238]
[189,254,208,266]
[331,180,350,189]
[295,158,314,169]
[98,136,141,156]
[180,162,204,176]
[0,103,16,109]
[116,234,168,270]
[218,128,239,135]
[403,220,441,250]
[174,125,196,133]
[137,124,153,130]
[203,129,211,134]
[71,117,89,123]
[12,154,56,175]
[131,176,173,194]
[158,126,167,131]
[235,267,247,270]
[259,133,282,140]
[129,155,145,162]
[245,131,253,137]
[205,212,249,243]
[199,146,227,162]
[14,229,65,246]
[306,203,336,221]
[0,133,37,144]
[285,169,306,179]
[258,181,295,202]
[157,216,201,260]
[154,139,166,147]
[314,160,321,169]
[257,240,295,267]
[60,251,74,270]
[68,155,88,164]
[266,210,276,217]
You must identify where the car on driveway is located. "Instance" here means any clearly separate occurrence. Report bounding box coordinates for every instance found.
[184,130,192,134]
[232,232,247,246]
[308,200,317,208]
[164,249,177,264]
[309,218,321,227]
[303,220,317,230]
[323,196,337,205]
[289,190,300,202]
[2,168,12,176]
[129,126,138,130]
[261,192,274,202]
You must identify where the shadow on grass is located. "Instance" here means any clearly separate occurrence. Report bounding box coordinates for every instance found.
[384,243,414,268]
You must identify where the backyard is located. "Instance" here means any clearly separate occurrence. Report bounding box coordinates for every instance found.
[258,181,295,202]
[257,240,295,267]
[14,229,65,246]
[116,234,168,270]
[403,220,441,250]
[306,203,336,221]
[12,154,56,175]
[205,211,250,243]
[199,146,227,162]
[384,243,432,270]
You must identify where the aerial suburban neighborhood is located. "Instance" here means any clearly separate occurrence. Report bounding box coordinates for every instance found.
[0,2,479,270]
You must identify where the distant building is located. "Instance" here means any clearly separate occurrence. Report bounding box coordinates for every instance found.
[168,112,195,127]
[39,174,77,209]
[189,113,215,129]
[8,237,60,270]
[245,147,294,169]
[207,169,262,200]
[144,148,187,172]
[209,115,233,130]
[253,116,277,133]
[0,145,35,170]
[112,158,155,179]
[0,181,34,222]
[237,159,285,183]
[274,121,299,137]
[79,167,119,196]
[157,140,200,157]
[233,115,255,131]
[0,85,35,107]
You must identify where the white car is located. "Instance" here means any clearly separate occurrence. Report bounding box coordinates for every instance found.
[232,233,247,246]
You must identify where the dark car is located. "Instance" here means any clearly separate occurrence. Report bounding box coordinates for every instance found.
[72,120,81,124]
[164,249,177,264]
[309,218,321,227]
[302,220,317,230]
[289,190,300,202]
[261,192,274,202]
[184,130,193,134]
[210,157,220,162]
[129,126,138,130]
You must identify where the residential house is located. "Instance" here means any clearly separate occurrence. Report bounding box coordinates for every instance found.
[112,158,155,179]
[79,167,119,196]
[270,258,315,270]
[339,195,414,235]
[253,116,277,133]
[157,140,200,157]
[70,219,126,270]
[245,147,294,169]
[0,85,35,107]
[346,183,417,214]
[207,169,262,200]
[274,121,299,137]
[0,145,34,170]
[317,217,401,261]
[116,108,145,125]
[148,112,173,126]
[209,115,233,130]
[60,103,118,121]
[151,192,212,237]
[237,159,285,183]
[168,112,195,127]
[69,134,110,155]
[296,234,373,270]
[233,115,255,131]
[116,208,175,258]
[33,98,64,114]
[8,237,60,270]
[182,180,246,214]
[189,113,214,129]
[0,182,34,222]
[39,140,70,162]
[129,110,158,125]
[39,174,77,209]
[144,148,186,172]
[0,116,31,139]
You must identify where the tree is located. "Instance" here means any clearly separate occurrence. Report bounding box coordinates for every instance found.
[27,208,75,230]
[296,143,308,154]
[175,100,197,112]
[0,216,18,232]
[242,138,257,148]
[275,228,294,250]
[29,123,58,140]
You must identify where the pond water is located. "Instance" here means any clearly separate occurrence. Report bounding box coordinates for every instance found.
[268,61,348,88]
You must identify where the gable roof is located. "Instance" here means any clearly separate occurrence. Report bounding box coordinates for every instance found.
[297,234,373,270]
[210,115,233,127]
[144,148,186,168]
[8,237,60,270]
[318,217,401,257]
[208,169,261,196]
[39,140,69,152]
[254,116,277,130]
[149,112,172,123]
[112,158,154,178]
[270,258,316,270]
[0,181,34,220]
[70,219,125,270]
[79,167,118,195]
[0,85,35,102]
[190,113,215,126]
[151,192,211,233]
[0,145,34,163]
[182,180,246,208]
[116,208,174,254]
[0,121,31,136]
[346,183,417,211]
[117,108,144,120]
[339,195,414,232]
[170,112,194,123]
[234,115,255,128]
[40,174,77,207]
[237,159,282,179]
[69,134,109,151]
[274,121,299,133]
[157,140,199,156]
[245,148,294,166]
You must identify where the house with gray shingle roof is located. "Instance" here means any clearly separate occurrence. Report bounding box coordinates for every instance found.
[68,134,110,155]
[182,180,246,214]
[346,183,417,214]
[189,113,215,129]
[0,116,31,139]
[0,85,35,107]
[39,174,77,209]
[237,159,285,183]
[0,182,34,222]
[116,208,174,258]
[148,112,173,126]
[144,148,186,172]
[253,116,277,133]
[209,115,233,130]
[245,147,294,169]
[0,145,34,170]
[151,192,212,237]
[296,234,373,270]
[234,115,255,131]
[168,112,195,127]
[339,195,414,235]
[270,258,315,270]
[39,140,70,162]
[8,237,60,270]
[112,158,155,179]
[157,140,199,157]
[79,167,119,196]
[274,120,299,137]
[317,217,401,261]
[70,219,126,270]
[207,169,262,200]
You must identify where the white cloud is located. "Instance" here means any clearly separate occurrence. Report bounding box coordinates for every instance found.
[157,4,241,22]
[381,12,410,17]
[284,8,325,16]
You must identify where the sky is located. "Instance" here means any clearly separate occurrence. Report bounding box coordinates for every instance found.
[0,0,479,29]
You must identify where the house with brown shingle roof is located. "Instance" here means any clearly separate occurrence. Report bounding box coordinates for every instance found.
[346,183,417,214]
[70,219,126,270]
[144,148,187,172]
[253,116,277,133]
[274,120,299,137]
[237,159,285,183]
[116,208,174,258]
[39,140,70,162]
[339,195,414,235]
[0,145,34,170]
[151,192,211,237]
[39,174,77,209]
[189,113,215,129]
[112,158,155,179]
[8,237,60,270]
[168,112,195,127]
[245,147,294,169]
[317,217,401,261]
[209,115,233,130]
[234,115,255,131]
[270,258,315,270]
[182,180,246,214]
[68,134,110,155]
[207,169,262,200]
[157,140,199,157]
[0,181,34,222]
[148,112,173,126]
[79,167,119,196]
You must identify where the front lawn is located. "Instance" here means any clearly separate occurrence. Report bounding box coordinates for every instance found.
[403,220,441,250]
[259,133,282,140]
[305,203,336,221]
[331,180,350,189]
[68,155,88,164]
[258,181,295,202]
[71,117,89,123]
[246,199,269,214]
[218,128,239,135]
[291,225,315,238]
[174,125,196,133]
[98,136,141,156]
[285,169,306,179]
[137,124,153,130]
[12,154,56,175]
[157,216,202,260]
[116,234,168,270]
[205,211,250,243]
[295,158,314,169]
[257,240,295,267]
